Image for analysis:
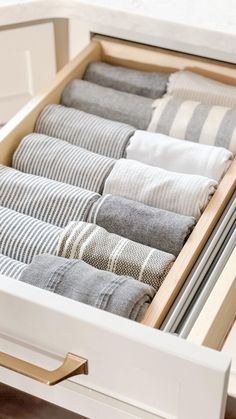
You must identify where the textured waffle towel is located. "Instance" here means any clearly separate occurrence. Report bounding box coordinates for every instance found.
[35,104,135,159]
[61,80,153,130]
[20,254,155,322]
[57,221,175,290]
[0,207,61,264]
[0,254,26,280]
[167,71,236,108]
[87,195,196,256]
[13,134,115,194]
[103,159,217,219]
[148,95,236,154]
[126,131,232,182]
[84,61,170,99]
[0,165,100,227]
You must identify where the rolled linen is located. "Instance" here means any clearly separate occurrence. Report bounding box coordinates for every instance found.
[103,159,217,219]
[57,221,175,290]
[19,254,155,322]
[0,207,61,264]
[0,165,100,228]
[35,104,135,159]
[84,61,170,99]
[87,195,196,256]
[13,134,115,194]
[61,80,153,130]
[126,131,232,182]
[167,70,236,108]
[0,254,26,280]
[148,95,236,154]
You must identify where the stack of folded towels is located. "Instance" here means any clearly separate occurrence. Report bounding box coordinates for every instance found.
[0,60,235,322]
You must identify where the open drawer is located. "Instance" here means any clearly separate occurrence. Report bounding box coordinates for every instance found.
[0,35,235,418]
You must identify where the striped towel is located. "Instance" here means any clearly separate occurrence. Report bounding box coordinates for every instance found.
[148,95,236,153]
[13,134,115,194]
[57,221,175,290]
[35,105,135,159]
[103,159,217,219]
[0,254,26,280]
[84,61,170,99]
[167,71,236,108]
[0,165,100,227]
[0,207,61,264]
[61,79,153,130]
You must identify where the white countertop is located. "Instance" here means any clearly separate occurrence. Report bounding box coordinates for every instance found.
[1,0,236,62]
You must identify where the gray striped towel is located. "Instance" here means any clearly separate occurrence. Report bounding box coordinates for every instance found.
[148,95,236,154]
[13,134,115,194]
[103,159,217,219]
[0,165,100,228]
[0,254,26,280]
[35,104,135,159]
[0,207,61,264]
[87,195,196,257]
[61,79,153,130]
[20,254,155,322]
[57,221,175,290]
[84,61,170,99]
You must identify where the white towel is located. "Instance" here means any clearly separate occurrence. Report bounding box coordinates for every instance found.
[167,71,236,108]
[126,131,232,182]
[103,159,217,219]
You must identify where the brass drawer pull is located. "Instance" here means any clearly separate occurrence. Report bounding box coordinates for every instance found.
[0,351,88,385]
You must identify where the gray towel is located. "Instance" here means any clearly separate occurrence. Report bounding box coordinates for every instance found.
[13,134,115,194]
[84,61,170,99]
[0,207,60,264]
[0,165,100,228]
[0,254,26,280]
[61,80,153,130]
[87,195,196,257]
[19,254,155,322]
[35,104,135,159]
[57,221,175,290]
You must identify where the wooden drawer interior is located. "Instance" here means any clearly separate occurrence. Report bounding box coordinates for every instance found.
[0,35,235,349]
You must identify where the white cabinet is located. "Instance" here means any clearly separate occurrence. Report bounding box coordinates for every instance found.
[0,23,56,125]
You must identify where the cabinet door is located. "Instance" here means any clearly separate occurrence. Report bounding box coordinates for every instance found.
[0,23,56,125]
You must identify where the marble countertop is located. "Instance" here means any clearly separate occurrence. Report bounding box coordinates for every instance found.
[1,0,236,63]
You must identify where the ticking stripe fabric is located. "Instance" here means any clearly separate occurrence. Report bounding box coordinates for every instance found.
[20,254,155,322]
[61,80,153,130]
[167,71,236,108]
[35,105,135,159]
[0,165,100,228]
[84,61,170,99]
[126,131,233,182]
[0,254,26,280]
[103,159,217,219]
[148,96,236,153]
[57,221,175,290]
[0,207,61,264]
[13,134,115,193]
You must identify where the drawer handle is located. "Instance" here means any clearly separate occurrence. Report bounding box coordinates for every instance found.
[0,351,88,385]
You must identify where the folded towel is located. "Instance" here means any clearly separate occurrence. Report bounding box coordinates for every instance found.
[19,254,155,321]
[61,80,153,130]
[84,61,170,99]
[0,207,60,264]
[0,254,26,280]
[103,159,217,219]
[57,221,175,290]
[126,131,232,182]
[148,96,236,154]
[0,165,100,227]
[13,134,115,194]
[167,71,236,108]
[87,195,196,256]
[35,105,135,159]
